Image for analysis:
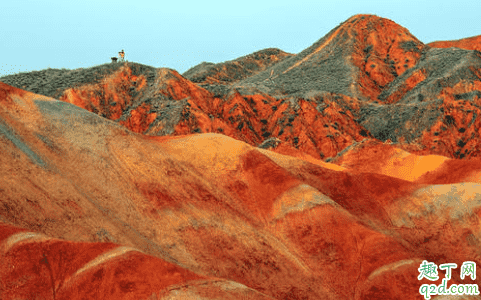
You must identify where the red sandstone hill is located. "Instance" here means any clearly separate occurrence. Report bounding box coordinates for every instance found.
[2,14,480,160]
[240,14,426,101]
[0,223,274,300]
[1,80,481,299]
[429,35,481,52]
[0,62,372,159]
[1,14,481,299]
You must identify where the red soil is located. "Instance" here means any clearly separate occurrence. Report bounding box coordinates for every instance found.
[429,35,481,51]
[2,14,481,299]
[347,14,425,101]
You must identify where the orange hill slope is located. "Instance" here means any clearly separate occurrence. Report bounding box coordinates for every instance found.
[329,139,450,182]
[330,135,481,182]
[1,82,481,299]
[0,223,274,300]
[429,34,481,52]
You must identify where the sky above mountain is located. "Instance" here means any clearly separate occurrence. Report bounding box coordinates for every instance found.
[1,0,480,77]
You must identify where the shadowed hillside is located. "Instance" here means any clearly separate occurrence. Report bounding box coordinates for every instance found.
[183,48,293,86]
[360,48,481,158]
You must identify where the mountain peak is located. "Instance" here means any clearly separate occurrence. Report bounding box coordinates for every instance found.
[345,13,381,21]
[241,14,425,101]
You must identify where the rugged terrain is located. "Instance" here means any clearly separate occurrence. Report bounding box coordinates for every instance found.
[1,14,481,299]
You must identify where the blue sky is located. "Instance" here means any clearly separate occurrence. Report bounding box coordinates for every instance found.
[1,0,480,77]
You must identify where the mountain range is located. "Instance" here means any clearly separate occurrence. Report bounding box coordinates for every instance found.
[1,14,481,299]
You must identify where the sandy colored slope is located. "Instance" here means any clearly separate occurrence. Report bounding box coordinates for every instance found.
[330,139,481,184]
[327,140,481,284]
[151,131,469,299]
[330,139,448,181]
[156,133,346,222]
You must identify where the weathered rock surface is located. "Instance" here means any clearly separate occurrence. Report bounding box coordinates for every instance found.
[2,13,481,299]
[1,80,481,299]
